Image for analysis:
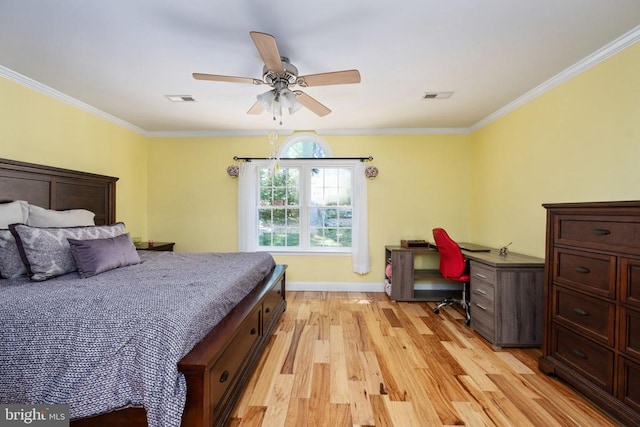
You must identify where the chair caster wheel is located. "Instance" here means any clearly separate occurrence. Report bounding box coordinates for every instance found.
[433,308,440,314]
[465,319,470,326]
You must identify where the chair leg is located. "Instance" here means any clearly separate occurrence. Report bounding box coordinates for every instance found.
[433,283,471,326]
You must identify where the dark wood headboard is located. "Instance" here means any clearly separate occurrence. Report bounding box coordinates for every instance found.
[0,158,118,225]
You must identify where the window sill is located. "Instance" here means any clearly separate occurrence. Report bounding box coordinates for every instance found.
[259,249,352,256]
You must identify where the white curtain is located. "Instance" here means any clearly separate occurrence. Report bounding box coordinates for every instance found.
[237,161,258,252]
[351,162,371,274]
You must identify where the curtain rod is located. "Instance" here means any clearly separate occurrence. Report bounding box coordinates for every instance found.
[233,156,373,162]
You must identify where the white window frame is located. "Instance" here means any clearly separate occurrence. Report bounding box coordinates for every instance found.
[255,159,356,254]
[237,134,370,273]
[279,132,333,159]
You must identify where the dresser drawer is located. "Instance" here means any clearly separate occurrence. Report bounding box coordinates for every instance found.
[618,356,640,413]
[555,216,640,252]
[620,257,640,309]
[619,307,640,360]
[551,325,614,393]
[553,286,615,346]
[470,262,496,284]
[553,247,616,298]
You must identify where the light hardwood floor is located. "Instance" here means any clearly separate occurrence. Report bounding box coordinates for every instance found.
[229,291,620,426]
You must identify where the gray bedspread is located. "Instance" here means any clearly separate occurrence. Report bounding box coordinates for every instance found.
[0,250,276,427]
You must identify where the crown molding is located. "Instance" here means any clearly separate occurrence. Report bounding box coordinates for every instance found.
[470,25,640,132]
[316,127,470,136]
[0,65,147,135]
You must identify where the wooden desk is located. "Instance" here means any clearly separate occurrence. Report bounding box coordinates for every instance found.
[464,249,545,347]
[384,246,466,302]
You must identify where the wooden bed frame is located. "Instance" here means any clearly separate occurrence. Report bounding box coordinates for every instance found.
[0,158,287,427]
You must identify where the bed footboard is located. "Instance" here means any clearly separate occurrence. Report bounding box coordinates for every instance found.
[179,264,287,427]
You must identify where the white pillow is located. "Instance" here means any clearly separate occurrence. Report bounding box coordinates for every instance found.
[0,200,29,228]
[27,204,95,227]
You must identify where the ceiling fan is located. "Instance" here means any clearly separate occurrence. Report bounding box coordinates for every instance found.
[193,31,361,124]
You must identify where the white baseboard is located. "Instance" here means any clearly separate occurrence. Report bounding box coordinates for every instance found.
[285,281,461,292]
[286,281,385,292]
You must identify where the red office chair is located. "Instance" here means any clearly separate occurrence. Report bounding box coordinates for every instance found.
[432,228,471,325]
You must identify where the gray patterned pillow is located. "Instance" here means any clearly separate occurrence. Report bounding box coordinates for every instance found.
[10,223,126,281]
[0,229,27,279]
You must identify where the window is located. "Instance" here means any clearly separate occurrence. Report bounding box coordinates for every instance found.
[257,163,353,252]
[238,133,370,272]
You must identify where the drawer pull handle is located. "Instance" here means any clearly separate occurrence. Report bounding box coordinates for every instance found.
[219,370,230,383]
[250,327,257,335]
[475,273,487,279]
[475,303,488,311]
[592,228,611,236]
[265,307,271,313]
[573,307,589,316]
[474,289,487,295]
[574,266,591,274]
[572,349,587,359]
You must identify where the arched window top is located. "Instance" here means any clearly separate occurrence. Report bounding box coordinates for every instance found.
[279,133,332,159]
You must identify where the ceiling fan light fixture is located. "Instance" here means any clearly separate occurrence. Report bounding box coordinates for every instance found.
[279,88,297,109]
[257,89,276,110]
[288,101,304,115]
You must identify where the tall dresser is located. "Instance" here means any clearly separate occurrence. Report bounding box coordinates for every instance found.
[540,201,640,426]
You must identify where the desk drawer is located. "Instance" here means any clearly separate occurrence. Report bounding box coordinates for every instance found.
[471,263,496,285]
[553,286,615,346]
[556,216,640,252]
[553,248,616,298]
[471,305,495,343]
[471,277,495,303]
[551,325,614,393]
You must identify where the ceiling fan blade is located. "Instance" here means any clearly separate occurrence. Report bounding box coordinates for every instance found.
[247,102,264,115]
[250,31,284,73]
[295,91,331,117]
[297,70,361,87]
[192,73,262,85]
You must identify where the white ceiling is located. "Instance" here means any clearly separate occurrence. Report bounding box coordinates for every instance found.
[1,1,639,136]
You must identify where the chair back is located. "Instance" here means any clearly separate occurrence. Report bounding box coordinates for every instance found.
[432,228,467,279]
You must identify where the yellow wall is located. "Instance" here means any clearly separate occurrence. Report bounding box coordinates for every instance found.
[147,133,471,283]
[470,42,640,257]
[0,76,149,238]
[4,39,638,285]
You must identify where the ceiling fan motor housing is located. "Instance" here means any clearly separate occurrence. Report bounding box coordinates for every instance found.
[263,57,298,87]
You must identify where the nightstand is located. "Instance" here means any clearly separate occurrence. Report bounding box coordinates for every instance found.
[134,241,175,251]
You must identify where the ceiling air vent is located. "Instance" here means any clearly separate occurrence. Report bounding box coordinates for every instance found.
[423,91,454,99]
[165,95,197,102]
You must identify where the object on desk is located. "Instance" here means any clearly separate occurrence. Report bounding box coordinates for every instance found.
[499,242,512,256]
[401,239,429,248]
[457,242,491,252]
